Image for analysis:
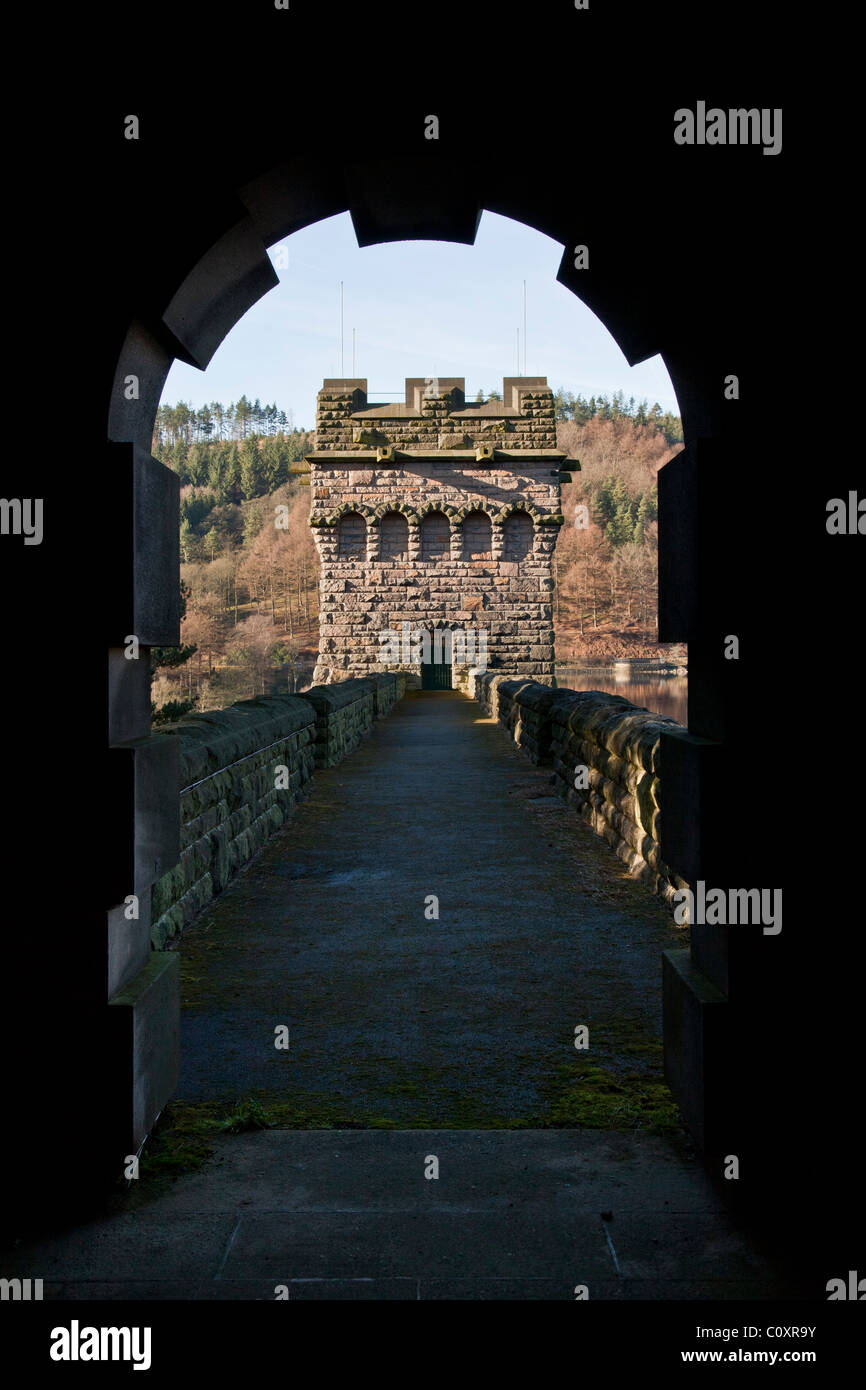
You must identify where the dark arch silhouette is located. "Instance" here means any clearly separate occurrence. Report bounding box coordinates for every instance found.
[98,148,778,1213]
[13,93,821,1249]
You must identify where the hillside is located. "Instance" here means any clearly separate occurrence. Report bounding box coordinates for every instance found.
[555,407,682,663]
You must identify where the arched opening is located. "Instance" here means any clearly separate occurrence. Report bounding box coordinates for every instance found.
[462,509,493,561]
[420,510,450,562]
[106,188,700,1165]
[2,56,837,1305]
[379,510,409,561]
[502,511,534,563]
[336,510,367,561]
[99,150,750,1240]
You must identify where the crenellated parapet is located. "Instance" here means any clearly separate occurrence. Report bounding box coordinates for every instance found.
[314,376,559,454]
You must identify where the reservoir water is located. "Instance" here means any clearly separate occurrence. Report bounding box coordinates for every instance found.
[554,666,688,727]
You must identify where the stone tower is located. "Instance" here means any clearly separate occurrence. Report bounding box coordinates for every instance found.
[304,376,569,688]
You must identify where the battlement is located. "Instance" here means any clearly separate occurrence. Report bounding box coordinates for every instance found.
[315,376,557,452]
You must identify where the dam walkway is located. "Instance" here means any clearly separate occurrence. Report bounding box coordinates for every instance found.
[5,693,807,1299]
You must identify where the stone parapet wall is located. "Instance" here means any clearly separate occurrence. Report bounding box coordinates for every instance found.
[471,675,561,762]
[469,672,688,907]
[150,695,317,949]
[302,676,380,767]
[372,671,406,718]
[150,676,405,945]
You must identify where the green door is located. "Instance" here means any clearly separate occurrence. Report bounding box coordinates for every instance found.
[421,660,452,689]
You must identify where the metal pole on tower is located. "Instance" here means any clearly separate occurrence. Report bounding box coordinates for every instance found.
[352,327,355,377]
[340,282,344,375]
[523,280,527,374]
[517,328,520,374]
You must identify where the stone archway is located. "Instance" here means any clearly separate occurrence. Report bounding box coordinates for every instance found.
[98,144,752,1204]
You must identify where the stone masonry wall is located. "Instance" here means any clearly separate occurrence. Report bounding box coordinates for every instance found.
[150,695,316,948]
[315,379,559,453]
[151,675,406,945]
[470,672,689,908]
[302,673,406,768]
[307,378,566,688]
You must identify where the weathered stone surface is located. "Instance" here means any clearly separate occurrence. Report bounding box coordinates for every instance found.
[308,376,566,688]
[469,673,688,911]
[150,695,317,944]
[106,952,180,1149]
[149,678,406,942]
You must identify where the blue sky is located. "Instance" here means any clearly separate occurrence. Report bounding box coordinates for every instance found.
[163,211,680,432]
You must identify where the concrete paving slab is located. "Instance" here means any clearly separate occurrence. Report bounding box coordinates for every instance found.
[220,1209,614,1281]
[206,1278,417,1300]
[118,1128,718,1218]
[2,1215,235,1282]
[611,1212,783,1282]
[5,1128,792,1299]
[49,1281,203,1300]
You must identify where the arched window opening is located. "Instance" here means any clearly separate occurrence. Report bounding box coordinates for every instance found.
[379,511,409,560]
[337,511,367,560]
[420,510,450,561]
[503,511,534,562]
[463,509,493,560]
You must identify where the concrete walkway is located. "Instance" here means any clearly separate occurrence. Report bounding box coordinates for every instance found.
[1,694,812,1299]
[176,690,683,1126]
[4,1130,807,1300]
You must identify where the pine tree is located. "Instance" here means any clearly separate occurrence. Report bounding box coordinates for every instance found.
[235,395,251,438]
[180,517,196,562]
[187,442,209,487]
[593,477,617,526]
[243,501,264,545]
[225,443,241,502]
[605,478,634,548]
[633,492,652,544]
[260,437,287,492]
[171,439,190,485]
[239,436,266,498]
[208,447,227,501]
